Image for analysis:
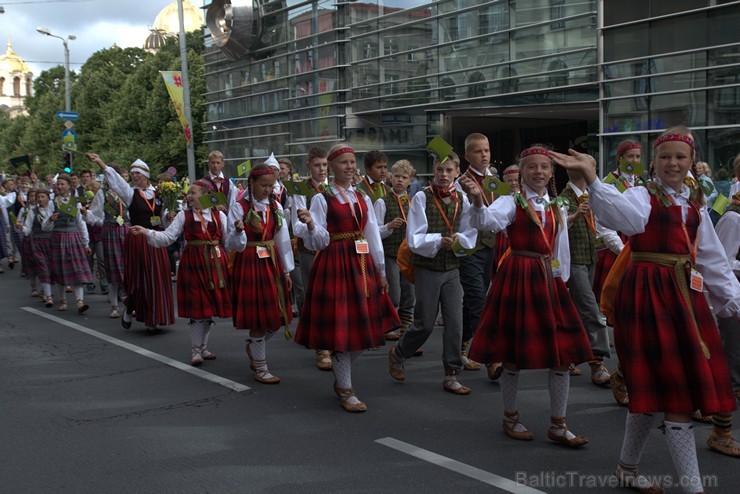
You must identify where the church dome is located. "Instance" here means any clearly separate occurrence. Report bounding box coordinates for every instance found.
[143,29,170,52]
[0,41,31,74]
[152,0,204,35]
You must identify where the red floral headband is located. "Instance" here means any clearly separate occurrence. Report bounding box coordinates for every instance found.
[519,147,550,159]
[503,167,519,175]
[654,133,695,150]
[250,168,277,178]
[192,179,215,192]
[327,147,355,162]
[617,142,642,156]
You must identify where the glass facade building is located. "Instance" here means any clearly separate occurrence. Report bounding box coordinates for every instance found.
[203,0,740,177]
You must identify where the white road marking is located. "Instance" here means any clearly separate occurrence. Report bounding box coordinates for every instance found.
[375,437,547,494]
[22,307,250,392]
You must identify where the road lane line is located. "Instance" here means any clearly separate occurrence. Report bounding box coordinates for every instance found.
[375,437,547,494]
[22,307,250,392]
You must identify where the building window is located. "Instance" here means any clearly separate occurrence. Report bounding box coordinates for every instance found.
[439,77,456,101]
[386,74,399,95]
[0,77,4,95]
[383,37,398,61]
[468,72,486,98]
[363,42,378,60]
[13,77,20,96]
[551,0,565,30]
[26,78,32,96]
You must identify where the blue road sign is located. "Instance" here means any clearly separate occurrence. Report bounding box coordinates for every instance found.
[55,111,79,120]
[62,129,77,139]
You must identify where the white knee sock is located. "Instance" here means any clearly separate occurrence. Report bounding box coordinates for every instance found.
[73,285,84,301]
[56,284,66,302]
[664,421,703,494]
[500,369,519,414]
[247,337,268,372]
[548,369,570,418]
[41,282,52,298]
[619,413,655,467]
[190,320,205,348]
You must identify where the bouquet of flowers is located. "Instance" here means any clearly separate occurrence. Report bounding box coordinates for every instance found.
[158,181,182,213]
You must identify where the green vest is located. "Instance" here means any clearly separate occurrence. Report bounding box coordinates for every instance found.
[562,185,598,265]
[412,188,462,271]
[380,192,409,257]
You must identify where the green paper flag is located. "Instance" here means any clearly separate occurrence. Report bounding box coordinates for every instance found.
[8,155,31,176]
[451,238,480,256]
[426,136,454,163]
[237,160,251,177]
[604,173,627,193]
[711,193,729,216]
[198,192,228,210]
[83,190,95,203]
[56,199,78,217]
[619,158,645,176]
[699,179,715,196]
[284,180,318,198]
[8,211,16,225]
[482,176,510,198]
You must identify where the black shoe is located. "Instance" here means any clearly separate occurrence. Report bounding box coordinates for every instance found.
[121,312,132,329]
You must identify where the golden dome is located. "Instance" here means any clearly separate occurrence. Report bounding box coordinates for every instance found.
[0,41,31,74]
[153,0,204,35]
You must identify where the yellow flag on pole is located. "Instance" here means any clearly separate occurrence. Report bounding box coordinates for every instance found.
[160,71,191,143]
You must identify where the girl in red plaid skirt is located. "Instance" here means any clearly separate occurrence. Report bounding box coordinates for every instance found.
[460,145,593,449]
[227,164,294,384]
[295,144,400,412]
[130,180,232,366]
[553,127,739,494]
[41,174,94,314]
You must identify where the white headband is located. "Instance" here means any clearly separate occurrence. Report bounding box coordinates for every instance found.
[129,159,150,178]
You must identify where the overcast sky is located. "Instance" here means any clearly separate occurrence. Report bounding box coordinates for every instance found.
[0,0,201,77]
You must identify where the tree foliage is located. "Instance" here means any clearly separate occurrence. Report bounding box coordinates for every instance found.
[0,31,205,179]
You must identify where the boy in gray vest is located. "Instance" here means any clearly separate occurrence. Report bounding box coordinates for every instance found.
[375,159,416,340]
[388,152,477,394]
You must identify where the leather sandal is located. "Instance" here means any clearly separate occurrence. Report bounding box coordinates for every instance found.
[486,362,503,381]
[707,431,740,457]
[442,370,471,395]
[315,350,333,371]
[568,363,582,376]
[614,464,665,494]
[503,411,534,441]
[384,331,400,341]
[333,383,367,413]
[461,352,481,371]
[610,367,629,406]
[388,347,405,381]
[589,361,611,386]
[547,416,589,448]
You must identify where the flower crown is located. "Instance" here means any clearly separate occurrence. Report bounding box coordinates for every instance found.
[653,133,695,150]
[192,179,215,191]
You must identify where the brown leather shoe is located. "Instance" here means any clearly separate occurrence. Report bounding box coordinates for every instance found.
[589,360,611,386]
[254,369,281,384]
[442,370,471,395]
[610,367,629,406]
[707,431,740,457]
[384,331,401,341]
[388,347,405,381]
[568,363,582,376]
[461,352,482,371]
[486,362,503,381]
[547,416,588,448]
[333,384,367,413]
[614,466,665,494]
[315,350,333,371]
[503,411,534,441]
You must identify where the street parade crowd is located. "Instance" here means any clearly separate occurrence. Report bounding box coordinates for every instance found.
[1,126,739,493]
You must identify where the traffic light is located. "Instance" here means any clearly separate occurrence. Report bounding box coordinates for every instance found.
[62,151,72,173]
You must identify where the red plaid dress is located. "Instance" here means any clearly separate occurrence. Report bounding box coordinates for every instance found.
[177,211,232,320]
[592,232,627,305]
[231,198,292,331]
[615,195,736,415]
[295,192,400,351]
[469,205,593,368]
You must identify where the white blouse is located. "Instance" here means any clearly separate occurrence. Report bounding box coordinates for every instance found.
[226,195,294,274]
[305,183,386,277]
[104,167,155,205]
[468,185,571,281]
[588,177,739,318]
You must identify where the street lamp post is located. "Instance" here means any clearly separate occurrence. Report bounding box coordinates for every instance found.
[36,27,76,112]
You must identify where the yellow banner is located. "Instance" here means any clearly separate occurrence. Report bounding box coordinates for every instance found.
[160,71,191,143]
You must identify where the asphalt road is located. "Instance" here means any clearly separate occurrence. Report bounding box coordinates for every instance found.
[0,270,737,493]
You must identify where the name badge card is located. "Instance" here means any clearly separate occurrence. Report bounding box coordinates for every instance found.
[256,246,270,259]
[689,268,704,292]
[150,215,161,226]
[355,239,369,254]
[551,259,562,278]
